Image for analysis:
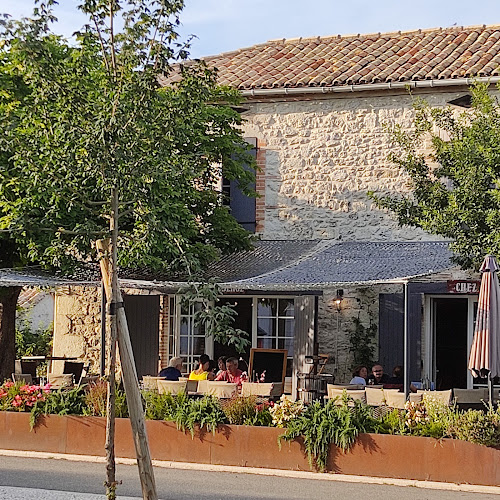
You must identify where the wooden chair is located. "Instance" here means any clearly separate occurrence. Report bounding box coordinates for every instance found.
[241,382,274,397]
[283,377,292,395]
[205,381,238,399]
[157,380,188,395]
[12,373,32,384]
[48,373,74,389]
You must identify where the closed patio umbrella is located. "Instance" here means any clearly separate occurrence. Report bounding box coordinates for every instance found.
[468,255,500,405]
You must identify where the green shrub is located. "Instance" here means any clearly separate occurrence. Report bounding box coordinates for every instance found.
[81,380,128,418]
[177,395,226,436]
[449,406,500,446]
[279,395,378,471]
[223,396,259,425]
[30,386,87,429]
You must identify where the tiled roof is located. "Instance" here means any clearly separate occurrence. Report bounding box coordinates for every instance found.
[197,25,500,91]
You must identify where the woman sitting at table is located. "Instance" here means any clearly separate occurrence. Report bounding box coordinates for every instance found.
[188,354,215,381]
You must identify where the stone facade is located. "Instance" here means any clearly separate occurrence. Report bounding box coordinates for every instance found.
[243,90,465,241]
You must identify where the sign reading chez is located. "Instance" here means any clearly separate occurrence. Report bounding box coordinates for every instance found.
[447,280,481,294]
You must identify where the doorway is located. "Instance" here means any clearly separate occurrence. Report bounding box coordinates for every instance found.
[433,298,468,390]
[214,298,253,371]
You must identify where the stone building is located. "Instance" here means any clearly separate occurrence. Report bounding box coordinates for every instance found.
[47,25,500,394]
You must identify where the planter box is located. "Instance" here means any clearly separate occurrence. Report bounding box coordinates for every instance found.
[0,411,499,486]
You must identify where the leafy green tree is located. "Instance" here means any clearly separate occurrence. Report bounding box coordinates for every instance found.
[371,82,500,270]
[0,0,255,382]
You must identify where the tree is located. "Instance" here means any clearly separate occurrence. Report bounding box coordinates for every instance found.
[0,0,255,381]
[371,82,500,270]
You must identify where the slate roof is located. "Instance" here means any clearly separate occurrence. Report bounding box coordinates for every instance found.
[192,25,500,91]
[0,240,454,292]
[215,240,454,291]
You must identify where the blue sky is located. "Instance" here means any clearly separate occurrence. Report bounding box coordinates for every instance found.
[3,0,500,58]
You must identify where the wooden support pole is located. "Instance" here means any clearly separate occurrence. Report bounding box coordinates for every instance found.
[97,211,158,500]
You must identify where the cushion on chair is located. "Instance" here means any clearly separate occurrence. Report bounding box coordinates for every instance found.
[48,373,74,389]
[365,387,386,406]
[241,382,274,397]
[157,380,187,395]
[383,390,406,409]
[206,381,238,399]
[419,389,452,405]
[142,376,163,391]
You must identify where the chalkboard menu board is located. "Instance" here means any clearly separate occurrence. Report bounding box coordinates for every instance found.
[248,348,287,385]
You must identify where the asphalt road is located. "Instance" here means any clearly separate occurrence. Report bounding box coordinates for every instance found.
[0,456,498,500]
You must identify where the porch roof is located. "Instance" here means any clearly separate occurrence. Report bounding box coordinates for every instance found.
[0,240,454,292]
[212,240,454,291]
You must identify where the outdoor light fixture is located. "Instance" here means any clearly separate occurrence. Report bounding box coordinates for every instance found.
[334,289,344,312]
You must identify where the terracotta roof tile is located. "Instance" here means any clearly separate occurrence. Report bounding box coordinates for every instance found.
[194,25,500,91]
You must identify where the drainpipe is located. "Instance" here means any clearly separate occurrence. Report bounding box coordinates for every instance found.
[403,281,409,397]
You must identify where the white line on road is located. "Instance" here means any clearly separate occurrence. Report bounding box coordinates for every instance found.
[1,449,499,496]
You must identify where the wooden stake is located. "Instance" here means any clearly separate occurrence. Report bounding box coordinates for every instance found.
[97,189,158,500]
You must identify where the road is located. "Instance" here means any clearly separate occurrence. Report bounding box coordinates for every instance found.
[0,456,498,500]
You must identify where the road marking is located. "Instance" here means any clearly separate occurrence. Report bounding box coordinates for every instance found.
[0,449,499,496]
[0,485,140,500]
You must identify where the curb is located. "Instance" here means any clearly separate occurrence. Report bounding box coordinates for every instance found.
[1,449,499,495]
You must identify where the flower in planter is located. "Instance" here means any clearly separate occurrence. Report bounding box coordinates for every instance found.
[269,395,304,428]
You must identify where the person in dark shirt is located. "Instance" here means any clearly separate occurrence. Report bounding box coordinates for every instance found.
[159,356,183,381]
[368,363,390,385]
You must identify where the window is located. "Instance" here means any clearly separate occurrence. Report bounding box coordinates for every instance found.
[178,301,207,374]
[257,298,294,376]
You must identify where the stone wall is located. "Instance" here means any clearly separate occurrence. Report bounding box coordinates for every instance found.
[53,286,102,374]
[317,283,401,383]
[243,90,467,241]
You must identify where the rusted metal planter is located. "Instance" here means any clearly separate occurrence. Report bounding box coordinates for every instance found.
[0,411,498,486]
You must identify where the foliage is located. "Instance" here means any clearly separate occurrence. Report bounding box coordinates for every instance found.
[30,385,87,429]
[0,0,256,379]
[278,394,377,471]
[448,405,500,446]
[181,281,250,353]
[370,82,500,270]
[243,402,274,427]
[269,395,305,428]
[143,391,226,436]
[347,316,377,370]
[0,380,49,412]
[83,379,128,418]
[0,1,255,274]
[175,395,227,436]
[15,320,53,359]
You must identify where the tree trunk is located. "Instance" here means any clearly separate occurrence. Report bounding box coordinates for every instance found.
[0,286,22,381]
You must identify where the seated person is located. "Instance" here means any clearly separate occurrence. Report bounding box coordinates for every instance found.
[216,356,227,377]
[349,365,368,385]
[159,356,183,381]
[387,365,417,392]
[215,357,247,386]
[368,363,390,385]
[189,354,215,380]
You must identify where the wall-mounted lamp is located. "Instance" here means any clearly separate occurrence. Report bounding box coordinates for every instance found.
[334,289,344,312]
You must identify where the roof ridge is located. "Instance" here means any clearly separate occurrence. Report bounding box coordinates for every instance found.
[202,24,497,59]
